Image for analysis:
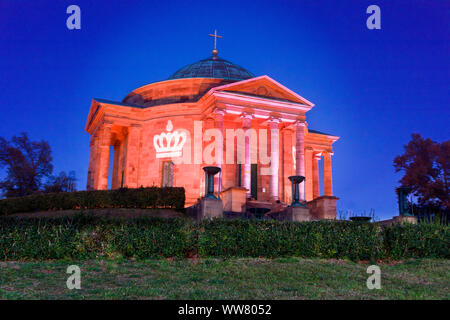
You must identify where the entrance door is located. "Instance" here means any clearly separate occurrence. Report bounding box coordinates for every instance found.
[251,164,258,200]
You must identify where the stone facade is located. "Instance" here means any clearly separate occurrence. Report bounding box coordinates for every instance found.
[85,72,340,219]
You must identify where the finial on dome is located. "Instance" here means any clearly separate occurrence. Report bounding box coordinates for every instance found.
[208,29,222,59]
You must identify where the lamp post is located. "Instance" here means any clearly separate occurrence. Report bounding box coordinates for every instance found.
[203,166,221,199]
[289,176,306,207]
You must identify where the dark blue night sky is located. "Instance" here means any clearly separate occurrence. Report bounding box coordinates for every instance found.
[0,0,448,219]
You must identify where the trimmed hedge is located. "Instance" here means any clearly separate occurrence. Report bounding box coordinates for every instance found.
[0,216,448,261]
[197,219,383,261]
[0,215,192,260]
[383,223,450,260]
[0,187,185,216]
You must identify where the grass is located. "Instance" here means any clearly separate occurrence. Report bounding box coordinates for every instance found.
[0,258,448,299]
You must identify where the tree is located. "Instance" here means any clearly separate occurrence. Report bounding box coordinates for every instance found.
[0,133,53,198]
[394,133,449,209]
[44,171,77,193]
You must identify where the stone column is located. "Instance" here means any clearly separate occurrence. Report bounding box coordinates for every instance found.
[295,120,306,201]
[313,153,320,199]
[281,128,293,203]
[241,113,253,197]
[324,151,333,196]
[86,136,97,190]
[213,108,225,191]
[305,147,313,201]
[213,108,225,167]
[96,123,112,190]
[92,133,101,189]
[268,117,280,201]
[111,141,121,189]
[124,124,141,188]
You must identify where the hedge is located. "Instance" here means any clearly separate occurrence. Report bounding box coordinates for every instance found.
[0,187,185,216]
[0,215,448,261]
[383,223,450,260]
[197,219,383,261]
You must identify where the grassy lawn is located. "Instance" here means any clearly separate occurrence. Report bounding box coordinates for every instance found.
[0,258,448,300]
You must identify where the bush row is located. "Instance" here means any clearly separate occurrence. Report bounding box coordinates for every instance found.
[383,223,450,260]
[0,187,185,215]
[0,216,448,261]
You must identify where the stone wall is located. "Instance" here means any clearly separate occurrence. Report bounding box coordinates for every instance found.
[307,196,338,220]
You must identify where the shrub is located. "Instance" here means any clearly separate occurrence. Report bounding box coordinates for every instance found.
[382,223,450,259]
[0,216,447,261]
[0,187,185,216]
[197,220,383,261]
[0,215,193,260]
[111,218,196,259]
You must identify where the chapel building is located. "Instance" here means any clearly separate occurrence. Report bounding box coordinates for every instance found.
[85,37,339,219]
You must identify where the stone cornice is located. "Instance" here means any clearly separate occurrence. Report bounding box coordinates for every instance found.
[212,91,313,113]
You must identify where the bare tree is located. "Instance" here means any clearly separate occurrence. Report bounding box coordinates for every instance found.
[44,171,77,193]
[0,133,53,197]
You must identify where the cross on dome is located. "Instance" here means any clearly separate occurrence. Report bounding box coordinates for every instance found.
[208,29,222,59]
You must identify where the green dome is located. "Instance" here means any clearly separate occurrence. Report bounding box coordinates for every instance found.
[168,56,254,81]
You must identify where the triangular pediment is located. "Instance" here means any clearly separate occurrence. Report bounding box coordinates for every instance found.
[210,75,314,106]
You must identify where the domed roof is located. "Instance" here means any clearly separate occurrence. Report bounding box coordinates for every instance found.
[168,56,254,81]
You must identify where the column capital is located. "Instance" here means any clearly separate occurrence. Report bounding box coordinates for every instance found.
[240,112,254,129]
[267,118,281,131]
[280,124,294,133]
[212,107,226,116]
[211,108,226,124]
[295,120,307,127]
[240,111,254,120]
[267,115,281,124]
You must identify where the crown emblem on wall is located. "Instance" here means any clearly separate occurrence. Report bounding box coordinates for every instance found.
[153,120,187,158]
